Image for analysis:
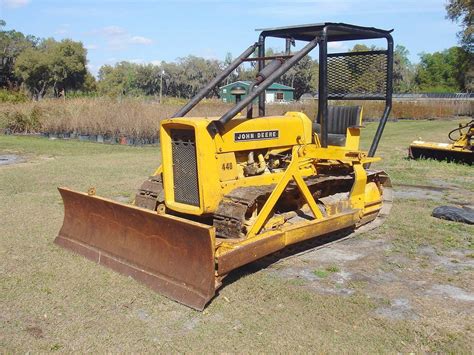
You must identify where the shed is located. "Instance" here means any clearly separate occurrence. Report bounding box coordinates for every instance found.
[219,81,294,104]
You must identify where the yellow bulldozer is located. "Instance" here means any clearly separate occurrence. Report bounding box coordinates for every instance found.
[56,23,395,310]
[409,119,473,165]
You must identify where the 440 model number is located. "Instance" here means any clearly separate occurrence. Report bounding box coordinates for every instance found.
[234,130,279,142]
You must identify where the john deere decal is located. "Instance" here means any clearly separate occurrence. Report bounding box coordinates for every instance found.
[234,130,279,142]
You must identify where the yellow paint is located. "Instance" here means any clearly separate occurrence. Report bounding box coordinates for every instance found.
[157,107,388,256]
[336,106,363,150]
[160,114,313,215]
[217,152,238,182]
[409,120,473,155]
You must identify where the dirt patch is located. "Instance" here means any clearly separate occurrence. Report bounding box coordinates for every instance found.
[300,247,364,263]
[267,228,473,336]
[25,326,44,339]
[0,154,24,166]
[375,298,419,320]
[393,182,474,207]
[426,285,474,302]
[418,246,474,272]
[394,184,445,201]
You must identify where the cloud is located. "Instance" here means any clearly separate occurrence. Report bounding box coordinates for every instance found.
[328,42,345,49]
[85,44,98,50]
[54,24,70,35]
[327,42,348,52]
[92,25,153,49]
[101,25,127,36]
[130,36,153,45]
[1,0,30,8]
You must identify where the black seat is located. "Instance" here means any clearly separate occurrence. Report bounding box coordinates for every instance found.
[312,106,362,146]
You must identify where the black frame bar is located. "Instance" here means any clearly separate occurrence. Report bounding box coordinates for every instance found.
[172,42,258,118]
[208,37,319,135]
[315,24,393,154]
[174,22,394,157]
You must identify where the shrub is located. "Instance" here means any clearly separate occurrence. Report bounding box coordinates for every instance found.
[0,89,28,104]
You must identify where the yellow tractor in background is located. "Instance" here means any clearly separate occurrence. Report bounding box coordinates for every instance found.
[409,119,473,165]
[56,23,395,310]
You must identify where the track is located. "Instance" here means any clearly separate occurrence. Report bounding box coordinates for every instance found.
[263,172,393,265]
[134,174,164,210]
[134,170,392,245]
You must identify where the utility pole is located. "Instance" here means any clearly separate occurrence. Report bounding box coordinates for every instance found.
[159,70,165,103]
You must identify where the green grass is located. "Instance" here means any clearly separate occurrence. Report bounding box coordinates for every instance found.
[1,119,473,352]
[313,269,329,278]
[361,118,473,188]
[313,266,341,278]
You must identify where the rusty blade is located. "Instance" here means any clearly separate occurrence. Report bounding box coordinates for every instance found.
[55,187,216,311]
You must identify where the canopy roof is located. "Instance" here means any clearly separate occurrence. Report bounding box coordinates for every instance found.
[256,22,393,42]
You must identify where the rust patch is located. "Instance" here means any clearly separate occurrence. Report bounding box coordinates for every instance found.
[56,187,216,310]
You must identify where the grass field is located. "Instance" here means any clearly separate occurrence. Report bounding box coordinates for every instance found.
[1,119,473,352]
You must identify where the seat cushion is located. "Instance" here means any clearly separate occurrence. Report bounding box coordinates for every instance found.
[313,106,362,146]
[327,106,361,134]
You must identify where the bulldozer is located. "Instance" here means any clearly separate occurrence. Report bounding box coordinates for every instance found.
[56,23,395,310]
[409,119,473,165]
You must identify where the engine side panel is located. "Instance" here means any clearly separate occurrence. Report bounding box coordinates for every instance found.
[160,113,313,215]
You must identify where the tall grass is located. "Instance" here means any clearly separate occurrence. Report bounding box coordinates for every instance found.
[0,97,472,137]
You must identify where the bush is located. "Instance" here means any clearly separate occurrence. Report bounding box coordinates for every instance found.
[1,105,42,133]
[0,89,28,103]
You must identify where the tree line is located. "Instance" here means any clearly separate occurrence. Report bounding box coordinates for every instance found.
[0,0,472,101]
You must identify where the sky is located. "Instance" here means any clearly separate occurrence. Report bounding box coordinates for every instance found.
[0,0,462,76]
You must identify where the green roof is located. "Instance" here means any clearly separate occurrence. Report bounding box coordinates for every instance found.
[220,81,294,91]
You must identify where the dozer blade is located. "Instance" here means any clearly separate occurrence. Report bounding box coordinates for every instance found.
[409,145,473,165]
[55,187,216,310]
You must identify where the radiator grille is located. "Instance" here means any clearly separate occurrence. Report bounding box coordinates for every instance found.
[171,129,200,206]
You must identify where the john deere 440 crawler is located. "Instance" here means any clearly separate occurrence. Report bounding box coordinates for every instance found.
[56,23,395,310]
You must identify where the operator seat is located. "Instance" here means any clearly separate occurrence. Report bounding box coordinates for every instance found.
[313,106,362,146]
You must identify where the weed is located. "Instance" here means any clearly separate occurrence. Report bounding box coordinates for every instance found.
[326,265,341,273]
[50,343,63,351]
[444,235,460,249]
[313,269,329,278]
[312,266,339,278]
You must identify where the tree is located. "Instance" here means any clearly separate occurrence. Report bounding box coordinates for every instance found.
[82,72,97,93]
[223,52,238,85]
[97,56,222,99]
[393,45,416,93]
[176,55,222,98]
[98,62,137,96]
[49,39,88,96]
[280,55,318,99]
[133,64,161,96]
[415,47,469,92]
[0,20,38,89]
[14,38,88,99]
[445,0,473,52]
[242,47,318,99]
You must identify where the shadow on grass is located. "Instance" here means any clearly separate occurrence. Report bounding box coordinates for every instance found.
[215,228,355,296]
